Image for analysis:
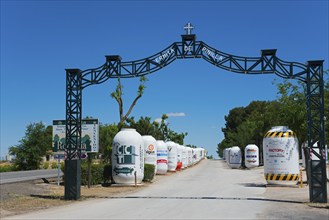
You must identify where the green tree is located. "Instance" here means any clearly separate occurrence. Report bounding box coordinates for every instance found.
[111,76,148,129]
[186,144,198,148]
[154,114,187,144]
[206,155,214,159]
[127,114,167,140]
[99,123,119,163]
[9,122,52,170]
[167,130,187,145]
[275,80,307,144]
[126,114,188,144]
[216,76,329,159]
[217,101,275,158]
[126,116,157,136]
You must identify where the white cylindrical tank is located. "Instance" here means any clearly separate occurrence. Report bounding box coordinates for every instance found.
[112,128,144,184]
[192,149,196,165]
[301,142,306,168]
[187,147,192,166]
[197,148,202,162]
[228,146,241,169]
[201,148,205,160]
[194,148,198,163]
[182,146,188,168]
[156,140,168,174]
[176,144,183,171]
[263,126,299,185]
[224,148,231,163]
[245,144,259,168]
[166,141,178,171]
[222,148,226,160]
[196,148,200,163]
[142,135,157,173]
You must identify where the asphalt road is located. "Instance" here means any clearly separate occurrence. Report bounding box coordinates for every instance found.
[0,169,62,184]
[4,160,329,219]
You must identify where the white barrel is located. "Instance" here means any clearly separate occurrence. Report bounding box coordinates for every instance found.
[192,148,196,165]
[304,142,328,164]
[166,141,178,171]
[245,144,259,168]
[112,128,144,184]
[200,148,203,159]
[182,146,188,168]
[222,149,226,160]
[224,148,231,163]
[263,126,299,185]
[228,146,241,169]
[195,148,200,163]
[301,142,306,168]
[142,135,157,173]
[187,147,192,166]
[176,144,183,170]
[199,148,203,161]
[156,140,168,174]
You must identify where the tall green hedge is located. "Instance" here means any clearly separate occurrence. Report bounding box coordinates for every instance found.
[81,163,104,185]
[143,164,155,182]
[61,162,109,186]
[60,162,156,184]
[103,164,112,183]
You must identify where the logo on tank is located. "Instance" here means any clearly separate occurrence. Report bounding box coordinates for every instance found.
[114,142,138,164]
[113,166,134,175]
[146,144,155,154]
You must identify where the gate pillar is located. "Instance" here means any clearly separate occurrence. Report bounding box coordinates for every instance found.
[306,60,327,203]
[65,69,82,200]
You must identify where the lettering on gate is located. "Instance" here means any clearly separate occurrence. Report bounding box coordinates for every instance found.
[202,47,223,61]
[156,48,175,63]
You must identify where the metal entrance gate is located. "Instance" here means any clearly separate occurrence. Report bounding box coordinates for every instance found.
[65,24,327,203]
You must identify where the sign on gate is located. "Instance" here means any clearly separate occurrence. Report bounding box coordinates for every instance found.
[52,119,99,154]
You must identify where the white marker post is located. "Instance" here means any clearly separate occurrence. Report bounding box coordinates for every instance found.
[57,155,60,186]
[55,152,64,186]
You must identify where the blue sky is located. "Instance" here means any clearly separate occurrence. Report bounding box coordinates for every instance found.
[1,0,328,159]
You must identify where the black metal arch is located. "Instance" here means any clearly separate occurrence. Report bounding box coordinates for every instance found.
[65,34,327,203]
[80,36,308,88]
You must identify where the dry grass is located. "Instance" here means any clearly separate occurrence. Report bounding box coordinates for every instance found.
[0,195,70,217]
[0,181,149,218]
[306,202,329,209]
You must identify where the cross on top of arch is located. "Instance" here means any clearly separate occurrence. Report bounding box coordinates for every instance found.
[184,22,194,35]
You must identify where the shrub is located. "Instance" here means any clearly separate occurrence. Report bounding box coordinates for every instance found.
[60,162,65,181]
[103,164,112,183]
[0,164,17,172]
[80,163,104,185]
[61,162,109,186]
[143,164,155,182]
[51,162,58,169]
[42,162,49,169]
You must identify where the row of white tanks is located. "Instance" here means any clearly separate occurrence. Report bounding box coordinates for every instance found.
[224,144,259,169]
[111,128,206,185]
[223,126,300,185]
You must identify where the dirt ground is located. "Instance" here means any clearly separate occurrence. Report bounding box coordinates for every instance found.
[0,172,176,218]
[0,180,145,218]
